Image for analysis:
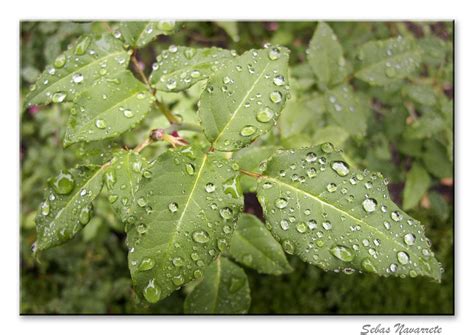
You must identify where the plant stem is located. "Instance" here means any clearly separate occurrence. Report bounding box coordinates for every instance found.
[133,137,152,153]
[239,169,262,178]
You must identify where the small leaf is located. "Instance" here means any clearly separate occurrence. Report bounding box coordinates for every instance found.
[403,163,431,210]
[256,146,442,281]
[103,150,150,220]
[215,21,240,42]
[119,21,176,48]
[307,22,350,88]
[234,145,278,193]
[184,257,250,314]
[199,47,290,151]
[355,36,422,86]
[64,71,154,146]
[325,84,367,135]
[35,165,105,251]
[313,125,349,147]
[422,140,452,178]
[229,214,292,275]
[402,84,437,106]
[126,146,243,303]
[24,34,130,107]
[150,47,234,92]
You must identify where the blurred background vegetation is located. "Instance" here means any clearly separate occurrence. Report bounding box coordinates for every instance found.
[20,21,453,314]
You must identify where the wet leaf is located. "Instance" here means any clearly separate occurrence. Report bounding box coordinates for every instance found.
[35,165,105,251]
[184,257,250,314]
[126,146,243,303]
[25,34,130,107]
[119,21,177,48]
[150,46,234,92]
[103,150,150,220]
[229,214,292,275]
[307,22,350,88]
[355,36,422,86]
[199,47,290,151]
[256,146,442,281]
[64,71,154,146]
[403,163,431,210]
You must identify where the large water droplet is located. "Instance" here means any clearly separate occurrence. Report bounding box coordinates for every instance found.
[273,74,285,86]
[268,47,281,60]
[51,171,75,195]
[168,202,178,213]
[219,207,233,220]
[75,36,91,55]
[166,78,177,90]
[95,119,106,129]
[240,125,256,137]
[282,240,295,254]
[79,204,92,225]
[403,233,416,246]
[54,54,66,68]
[362,198,377,213]
[143,279,161,303]
[185,163,195,175]
[138,257,155,271]
[330,245,354,262]
[40,200,50,216]
[269,91,282,103]
[172,256,184,267]
[397,251,410,265]
[205,183,215,193]
[256,107,274,123]
[192,230,210,244]
[52,92,67,103]
[391,211,403,222]
[72,73,84,84]
[331,161,350,176]
[274,197,288,209]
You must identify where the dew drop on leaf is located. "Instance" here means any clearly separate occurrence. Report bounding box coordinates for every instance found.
[330,245,355,262]
[362,198,377,213]
[192,230,210,244]
[51,171,75,195]
[331,161,350,176]
[143,279,161,303]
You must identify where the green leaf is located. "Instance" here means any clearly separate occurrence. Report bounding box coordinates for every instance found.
[402,84,437,106]
[199,47,290,151]
[24,34,130,107]
[355,37,422,86]
[35,165,105,251]
[403,163,431,210]
[279,94,325,139]
[307,22,350,88]
[256,146,442,281]
[103,150,150,220]
[150,47,234,92]
[325,84,367,135]
[422,140,452,178]
[126,146,243,303]
[313,125,349,147]
[184,257,250,314]
[234,145,278,193]
[64,71,154,146]
[215,21,240,42]
[119,21,176,48]
[229,214,292,275]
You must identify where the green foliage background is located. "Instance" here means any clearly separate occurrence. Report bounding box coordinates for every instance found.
[20,21,453,314]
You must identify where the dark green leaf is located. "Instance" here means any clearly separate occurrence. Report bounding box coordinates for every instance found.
[229,214,292,275]
[184,257,250,314]
[25,34,130,107]
[256,146,442,281]
[35,165,105,251]
[150,47,234,92]
[126,146,243,303]
[199,47,290,151]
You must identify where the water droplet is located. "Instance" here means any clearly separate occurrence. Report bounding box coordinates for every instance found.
[397,251,410,265]
[185,163,195,175]
[321,142,334,153]
[362,198,377,213]
[205,183,215,193]
[166,78,177,90]
[322,221,332,230]
[79,204,92,225]
[275,198,288,209]
[158,20,176,32]
[282,240,295,254]
[305,152,317,163]
[326,183,337,193]
[240,125,256,137]
[95,119,106,129]
[123,109,134,118]
[138,257,155,271]
[75,36,91,55]
[361,258,377,273]
[54,54,66,68]
[72,73,84,84]
[192,230,210,244]
[184,48,196,59]
[137,197,147,207]
[256,107,274,123]
[143,279,161,303]
[172,256,184,267]
[330,245,354,262]
[307,168,317,178]
[403,233,416,246]
[268,47,281,60]
[50,171,75,195]
[40,201,50,216]
[168,45,178,53]
[391,211,403,222]
[280,219,289,230]
[270,91,282,103]
[190,70,200,78]
[52,92,67,103]
[331,161,349,176]
[296,222,307,233]
[168,202,178,213]
[273,74,285,86]
[219,207,233,220]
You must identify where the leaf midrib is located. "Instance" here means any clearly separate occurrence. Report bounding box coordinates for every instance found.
[262,175,412,255]
[212,60,272,146]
